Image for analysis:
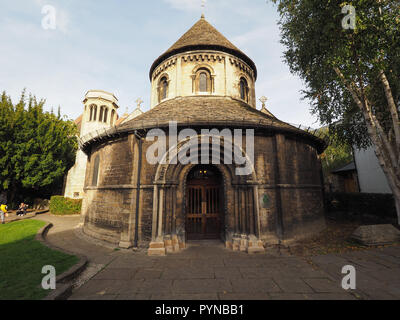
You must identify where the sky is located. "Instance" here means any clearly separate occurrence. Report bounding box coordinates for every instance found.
[0,0,321,128]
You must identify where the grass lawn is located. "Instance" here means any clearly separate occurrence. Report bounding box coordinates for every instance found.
[0,220,79,300]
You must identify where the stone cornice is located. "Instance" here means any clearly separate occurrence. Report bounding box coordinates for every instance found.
[152,58,177,81]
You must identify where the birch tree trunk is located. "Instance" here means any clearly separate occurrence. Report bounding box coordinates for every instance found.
[334,67,400,225]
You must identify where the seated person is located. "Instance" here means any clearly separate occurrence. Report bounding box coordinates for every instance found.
[17,203,28,216]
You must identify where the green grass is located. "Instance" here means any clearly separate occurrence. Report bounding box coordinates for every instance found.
[0,220,79,300]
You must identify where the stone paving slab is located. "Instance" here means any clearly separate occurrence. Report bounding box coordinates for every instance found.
[214,267,242,279]
[268,293,309,300]
[75,279,130,296]
[230,279,281,293]
[272,277,314,293]
[115,293,152,300]
[134,268,163,280]
[162,267,215,280]
[303,278,343,293]
[304,293,358,300]
[151,293,219,300]
[173,279,232,294]
[219,293,271,300]
[138,280,174,294]
[92,268,137,280]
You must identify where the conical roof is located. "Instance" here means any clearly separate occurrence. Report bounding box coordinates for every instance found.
[150,16,257,79]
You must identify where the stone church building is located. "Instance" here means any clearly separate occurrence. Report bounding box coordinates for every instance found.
[72,16,326,255]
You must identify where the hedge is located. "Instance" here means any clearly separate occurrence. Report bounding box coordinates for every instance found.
[49,196,82,215]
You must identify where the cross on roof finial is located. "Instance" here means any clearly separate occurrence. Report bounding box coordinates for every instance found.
[135,98,143,109]
[260,96,268,107]
[201,0,206,18]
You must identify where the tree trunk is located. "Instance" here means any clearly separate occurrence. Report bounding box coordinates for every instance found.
[334,67,400,225]
[380,165,400,225]
[7,181,17,209]
[394,191,400,225]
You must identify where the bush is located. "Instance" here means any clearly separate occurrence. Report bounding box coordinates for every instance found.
[49,196,82,215]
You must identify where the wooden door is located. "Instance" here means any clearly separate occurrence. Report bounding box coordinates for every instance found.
[186,184,221,240]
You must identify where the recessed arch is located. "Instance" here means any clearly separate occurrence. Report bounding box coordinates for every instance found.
[89,104,98,121]
[99,106,105,122]
[103,107,109,123]
[111,110,116,125]
[92,154,100,186]
[158,73,170,103]
[192,65,215,94]
[239,77,249,102]
[154,134,257,183]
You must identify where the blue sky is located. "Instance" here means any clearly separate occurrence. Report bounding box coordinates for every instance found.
[0,0,321,128]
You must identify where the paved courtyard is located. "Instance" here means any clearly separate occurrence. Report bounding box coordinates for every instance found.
[34,214,400,300]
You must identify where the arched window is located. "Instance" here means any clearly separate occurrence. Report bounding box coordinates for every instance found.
[111,110,116,125]
[89,104,97,121]
[93,105,97,121]
[240,78,249,102]
[99,106,104,122]
[199,72,208,92]
[92,155,100,186]
[103,108,108,123]
[158,77,168,102]
[195,68,212,93]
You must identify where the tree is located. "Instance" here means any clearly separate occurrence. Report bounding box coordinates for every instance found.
[270,0,400,224]
[0,91,78,207]
[319,127,353,175]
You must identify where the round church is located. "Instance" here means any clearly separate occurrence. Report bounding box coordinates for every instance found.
[77,16,326,255]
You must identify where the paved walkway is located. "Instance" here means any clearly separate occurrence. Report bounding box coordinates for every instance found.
[31,213,400,300]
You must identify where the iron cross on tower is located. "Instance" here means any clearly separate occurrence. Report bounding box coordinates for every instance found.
[201,0,206,17]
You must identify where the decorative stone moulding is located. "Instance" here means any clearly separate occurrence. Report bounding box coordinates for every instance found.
[153,58,178,80]
[182,54,224,63]
[229,57,254,79]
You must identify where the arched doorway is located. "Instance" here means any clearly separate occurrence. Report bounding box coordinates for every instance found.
[185,165,224,240]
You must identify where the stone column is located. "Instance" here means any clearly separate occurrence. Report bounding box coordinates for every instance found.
[148,184,166,256]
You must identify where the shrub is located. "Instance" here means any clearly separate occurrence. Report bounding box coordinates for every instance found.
[49,196,82,215]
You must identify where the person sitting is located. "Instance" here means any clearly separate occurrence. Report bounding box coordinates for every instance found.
[17,203,28,216]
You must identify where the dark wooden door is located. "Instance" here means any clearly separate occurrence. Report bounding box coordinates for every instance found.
[186,183,221,240]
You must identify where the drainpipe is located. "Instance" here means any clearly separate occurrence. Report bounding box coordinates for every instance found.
[134,130,143,248]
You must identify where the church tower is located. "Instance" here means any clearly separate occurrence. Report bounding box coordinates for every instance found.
[149,15,257,109]
[64,90,119,199]
[81,90,119,137]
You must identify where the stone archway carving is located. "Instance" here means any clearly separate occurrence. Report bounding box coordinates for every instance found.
[148,134,265,256]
